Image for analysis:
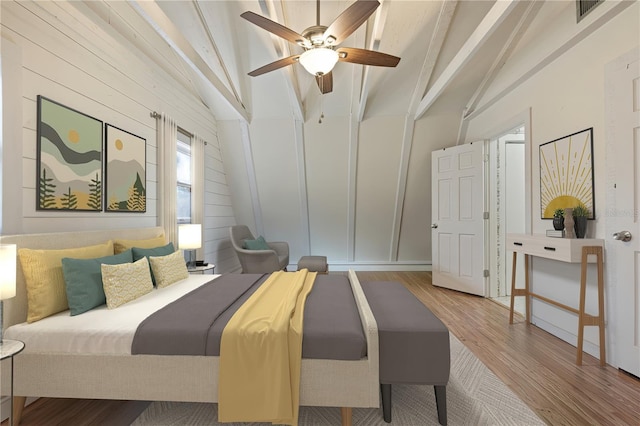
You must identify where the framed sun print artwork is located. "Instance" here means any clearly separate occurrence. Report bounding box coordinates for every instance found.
[539,128,595,219]
[36,96,103,211]
[105,124,147,212]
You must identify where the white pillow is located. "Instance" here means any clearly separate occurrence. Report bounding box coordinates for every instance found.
[149,250,189,288]
[101,257,153,308]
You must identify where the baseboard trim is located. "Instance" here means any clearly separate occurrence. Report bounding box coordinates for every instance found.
[289,262,433,272]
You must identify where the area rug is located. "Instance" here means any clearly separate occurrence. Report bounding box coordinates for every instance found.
[132,334,543,425]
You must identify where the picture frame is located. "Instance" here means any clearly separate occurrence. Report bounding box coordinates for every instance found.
[105,124,147,212]
[539,127,595,219]
[36,96,103,211]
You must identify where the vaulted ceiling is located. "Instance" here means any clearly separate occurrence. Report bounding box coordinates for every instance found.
[83,1,570,124]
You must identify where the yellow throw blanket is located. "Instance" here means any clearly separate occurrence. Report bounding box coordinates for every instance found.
[218,269,317,425]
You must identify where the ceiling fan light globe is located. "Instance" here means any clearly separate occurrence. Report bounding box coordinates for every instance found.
[299,48,339,76]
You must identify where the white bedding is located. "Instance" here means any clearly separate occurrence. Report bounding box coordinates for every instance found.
[5,274,218,355]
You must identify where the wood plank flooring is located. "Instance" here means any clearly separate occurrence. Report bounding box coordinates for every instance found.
[3,271,639,425]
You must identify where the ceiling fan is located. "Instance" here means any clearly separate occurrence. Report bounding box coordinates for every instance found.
[241,0,401,94]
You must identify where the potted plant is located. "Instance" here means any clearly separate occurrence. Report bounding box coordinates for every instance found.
[572,204,590,238]
[552,208,565,231]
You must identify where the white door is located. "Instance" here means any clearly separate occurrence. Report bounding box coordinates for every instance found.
[431,142,486,296]
[611,49,640,377]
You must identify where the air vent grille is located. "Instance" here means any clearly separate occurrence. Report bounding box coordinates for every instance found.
[576,0,603,23]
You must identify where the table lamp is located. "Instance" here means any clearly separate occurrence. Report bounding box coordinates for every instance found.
[178,224,201,270]
[0,244,17,345]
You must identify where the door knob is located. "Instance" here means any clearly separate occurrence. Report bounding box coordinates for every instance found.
[431,223,438,229]
[613,231,632,242]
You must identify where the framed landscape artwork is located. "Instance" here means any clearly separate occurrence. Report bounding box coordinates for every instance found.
[539,127,595,219]
[36,96,103,211]
[105,124,146,212]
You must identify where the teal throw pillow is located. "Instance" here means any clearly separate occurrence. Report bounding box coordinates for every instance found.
[132,242,176,284]
[243,235,270,250]
[62,249,134,316]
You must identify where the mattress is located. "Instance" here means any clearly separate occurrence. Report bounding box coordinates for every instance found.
[4,274,215,355]
[5,273,368,360]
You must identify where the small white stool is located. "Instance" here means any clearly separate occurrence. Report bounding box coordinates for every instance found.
[297,256,328,273]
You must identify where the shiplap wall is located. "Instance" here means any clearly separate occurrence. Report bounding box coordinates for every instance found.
[0,0,240,272]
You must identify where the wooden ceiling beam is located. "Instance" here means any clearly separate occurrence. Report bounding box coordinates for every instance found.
[457,1,542,144]
[130,0,250,122]
[257,0,304,121]
[357,0,390,122]
[415,0,519,120]
[408,0,458,117]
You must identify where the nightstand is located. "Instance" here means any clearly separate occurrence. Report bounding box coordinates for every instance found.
[188,264,215,274]
[1,339,25,426]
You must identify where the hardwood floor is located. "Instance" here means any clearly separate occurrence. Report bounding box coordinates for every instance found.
[3,271,639,425]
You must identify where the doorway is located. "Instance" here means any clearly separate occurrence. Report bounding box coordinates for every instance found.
[488,126,526,313]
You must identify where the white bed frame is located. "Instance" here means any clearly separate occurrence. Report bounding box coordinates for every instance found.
[0,227,379,425]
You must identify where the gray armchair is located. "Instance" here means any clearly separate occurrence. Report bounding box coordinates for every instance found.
[229,225,289,273]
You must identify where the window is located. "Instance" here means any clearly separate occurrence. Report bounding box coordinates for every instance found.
[176,129,192,224]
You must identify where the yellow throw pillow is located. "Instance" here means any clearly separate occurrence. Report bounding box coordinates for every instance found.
[149,250,189,288]
[19,241,114,323]
[101,257,154,309]
[113,235,166,254]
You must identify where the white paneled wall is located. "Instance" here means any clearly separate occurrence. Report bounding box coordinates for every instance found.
[1,0,240,272]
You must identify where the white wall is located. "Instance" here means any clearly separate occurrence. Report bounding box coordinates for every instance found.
[464,2,639,364]
[219,108,462,271]
[0,0,240,272]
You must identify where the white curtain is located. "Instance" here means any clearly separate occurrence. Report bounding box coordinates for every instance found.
[192,133,206,259]
[157,113,178,247]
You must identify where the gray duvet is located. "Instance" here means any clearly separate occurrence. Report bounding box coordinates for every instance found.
[131,273,367,360]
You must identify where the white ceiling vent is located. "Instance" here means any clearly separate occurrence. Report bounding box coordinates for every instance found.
[576,0,604,23]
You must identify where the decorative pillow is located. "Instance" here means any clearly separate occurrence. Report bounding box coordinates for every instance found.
[18,241,114,323]
[101,257,153,309]
[132,242,175,285]
[243,235,270,250]
[149,250,189,288]
[113,235,166,254]
[61,249,133,316]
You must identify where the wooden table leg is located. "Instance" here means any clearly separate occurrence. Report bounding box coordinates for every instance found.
[577,246,607,367]
[525,254,531,324]
[509,251,517,324]
[577,248,589,366]
[596,247,606,366]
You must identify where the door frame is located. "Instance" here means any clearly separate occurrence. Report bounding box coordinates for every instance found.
[605,46,640,371]
[485,108,533,297]
[488,129,526,298]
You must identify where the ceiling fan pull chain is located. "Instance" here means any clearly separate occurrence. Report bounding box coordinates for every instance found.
[319,75,325,124]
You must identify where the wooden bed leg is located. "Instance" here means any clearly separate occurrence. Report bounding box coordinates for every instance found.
[340,407,353,426]
[381,383,392,423]
[13,396,26,425]
[434,385,447,425]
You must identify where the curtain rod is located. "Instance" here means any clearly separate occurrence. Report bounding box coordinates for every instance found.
[150,111,207,145]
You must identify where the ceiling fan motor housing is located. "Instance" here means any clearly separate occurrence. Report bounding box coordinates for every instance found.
[301,25,331,48]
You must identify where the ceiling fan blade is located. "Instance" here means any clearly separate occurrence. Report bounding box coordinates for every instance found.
[241,11,307,45]
[322,0,380,45]
[337,47,400,67]
[248,55,300,77]
[315,72,333,94]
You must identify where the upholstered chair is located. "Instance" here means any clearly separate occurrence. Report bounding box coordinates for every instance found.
[229,225,289,273]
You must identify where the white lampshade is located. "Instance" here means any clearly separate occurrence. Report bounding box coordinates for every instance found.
[0,244,17,300]
[178,224,202,250]
[299,48,339,76]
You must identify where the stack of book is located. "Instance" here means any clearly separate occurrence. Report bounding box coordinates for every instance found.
[546,229,565,238]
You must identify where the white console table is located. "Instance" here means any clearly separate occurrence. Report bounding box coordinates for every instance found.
[506,234,605,366]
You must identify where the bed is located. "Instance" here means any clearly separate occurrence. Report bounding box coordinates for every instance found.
[0,227,379,425]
